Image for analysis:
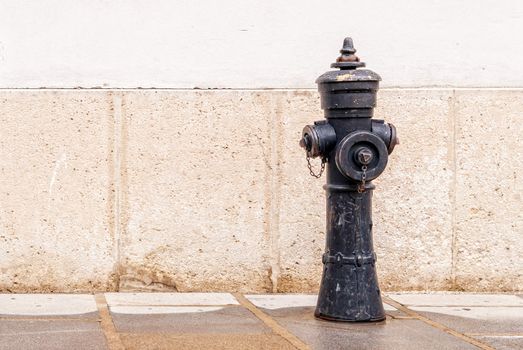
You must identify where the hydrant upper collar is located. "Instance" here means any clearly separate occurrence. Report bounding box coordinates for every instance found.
[315,69,381,84]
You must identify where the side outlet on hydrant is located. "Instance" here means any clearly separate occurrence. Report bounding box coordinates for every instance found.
[300,37,399,322]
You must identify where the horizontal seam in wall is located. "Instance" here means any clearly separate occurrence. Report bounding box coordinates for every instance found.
[1,87,523,91]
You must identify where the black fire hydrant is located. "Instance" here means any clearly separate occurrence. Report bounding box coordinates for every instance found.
[299,37,398,322]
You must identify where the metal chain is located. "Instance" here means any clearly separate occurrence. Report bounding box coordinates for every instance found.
[306,155,326,178]
[357,165,368,193]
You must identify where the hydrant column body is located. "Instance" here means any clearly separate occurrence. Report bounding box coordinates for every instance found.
[300,38,398,322]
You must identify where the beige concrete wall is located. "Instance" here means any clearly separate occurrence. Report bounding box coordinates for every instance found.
[0,89,521,292]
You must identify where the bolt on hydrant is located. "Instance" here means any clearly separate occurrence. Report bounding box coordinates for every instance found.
[299,37,399,322]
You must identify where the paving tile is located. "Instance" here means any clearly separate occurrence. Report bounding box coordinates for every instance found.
[283,319,477,350]
[110,305,224,314]
[105,292,238,306]
[120,333,295,350]
[246,294,318,309]
[410,306,523,334]
[388,293,523,306]
[0,319,107,350]
[472,335,523,350]
[259,306,475,350]
[111,305,269,334]
[0,294,98,318]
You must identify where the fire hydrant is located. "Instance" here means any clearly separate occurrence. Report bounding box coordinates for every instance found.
[299,37,398,322]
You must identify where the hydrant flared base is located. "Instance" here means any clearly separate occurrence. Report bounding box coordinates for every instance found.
[314,312,386,323]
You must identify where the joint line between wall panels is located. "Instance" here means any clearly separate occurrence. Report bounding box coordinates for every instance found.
[450,89,458,288]
[112,92,123,290]
[266,96,284,292]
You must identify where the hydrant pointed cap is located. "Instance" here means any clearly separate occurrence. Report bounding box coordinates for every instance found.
[331,37,366,70]
[340,37,357,54]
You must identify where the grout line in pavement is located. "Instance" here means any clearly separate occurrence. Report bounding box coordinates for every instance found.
[234,293,310,350]
[386,314,417,320]
[94,294,125,350]
[383,296,496,350]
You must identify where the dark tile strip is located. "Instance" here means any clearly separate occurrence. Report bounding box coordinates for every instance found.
[234,293,309,350]
[95,293,125,350]
[383,296,495,350]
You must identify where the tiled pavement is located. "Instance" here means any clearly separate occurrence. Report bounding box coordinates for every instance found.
[0,293,521,350]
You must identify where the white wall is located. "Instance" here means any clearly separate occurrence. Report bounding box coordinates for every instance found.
[1,0,522,88]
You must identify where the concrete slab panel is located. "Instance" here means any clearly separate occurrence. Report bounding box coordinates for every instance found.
[0,91,117,292]
[120,90,275,292]
[454,89,523,291]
